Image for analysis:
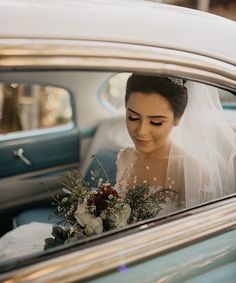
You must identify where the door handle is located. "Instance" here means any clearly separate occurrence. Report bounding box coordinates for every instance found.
[13,148,32,166]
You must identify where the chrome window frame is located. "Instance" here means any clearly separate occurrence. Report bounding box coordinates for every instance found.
[0,39,235,90]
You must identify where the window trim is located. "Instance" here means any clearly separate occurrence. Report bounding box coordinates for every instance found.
[0,122,75,142]
[0,39,235,91]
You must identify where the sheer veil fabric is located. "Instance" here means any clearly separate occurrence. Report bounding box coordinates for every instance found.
[168,81,236,207]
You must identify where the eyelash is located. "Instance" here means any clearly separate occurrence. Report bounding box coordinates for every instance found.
[128,116,139,121]
[128,116,163,127]
[151,121,163,126]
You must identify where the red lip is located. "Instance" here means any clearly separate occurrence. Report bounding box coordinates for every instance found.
[135,138,152,145]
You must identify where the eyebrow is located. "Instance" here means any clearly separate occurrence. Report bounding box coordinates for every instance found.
[127,108,168,119]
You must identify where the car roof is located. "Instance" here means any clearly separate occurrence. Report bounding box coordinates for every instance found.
[0,0,235,65]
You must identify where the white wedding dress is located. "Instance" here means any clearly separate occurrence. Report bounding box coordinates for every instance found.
[115,147,180,214]
[0,222,53,261]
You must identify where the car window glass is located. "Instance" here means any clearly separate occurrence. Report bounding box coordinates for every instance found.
[219,88,236,106]
[98,72,131,113]
[0,73,236,273]
[0,83,72,134]
[218,88,236,126]
[99,73,236,119]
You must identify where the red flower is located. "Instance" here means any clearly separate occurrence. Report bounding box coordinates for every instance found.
[88,184,118,216]
[100,184,118,198]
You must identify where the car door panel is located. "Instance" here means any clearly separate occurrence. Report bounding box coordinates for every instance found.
[0,126,80,178]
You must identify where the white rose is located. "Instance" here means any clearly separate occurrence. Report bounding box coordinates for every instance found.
[114,204,131,228]
[84,217,103,235]
[74,203,88,227]
[74,203,103,235]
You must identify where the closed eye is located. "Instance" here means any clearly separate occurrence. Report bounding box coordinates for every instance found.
[150,121,163,126]
[128,116,139,121]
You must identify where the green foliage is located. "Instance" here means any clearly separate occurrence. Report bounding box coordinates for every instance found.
[125,185,166,223]
[44,226,70,249]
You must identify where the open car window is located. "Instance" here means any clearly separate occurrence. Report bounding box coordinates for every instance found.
[0,69,235,281]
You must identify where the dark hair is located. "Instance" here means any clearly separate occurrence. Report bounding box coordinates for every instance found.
[125,74,187,118]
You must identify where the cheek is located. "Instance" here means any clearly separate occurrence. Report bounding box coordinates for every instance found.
[152,124,173,139]
[126,119,135,134]
[163,123,174,136]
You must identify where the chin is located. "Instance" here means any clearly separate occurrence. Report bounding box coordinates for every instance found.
[135,144,157,154]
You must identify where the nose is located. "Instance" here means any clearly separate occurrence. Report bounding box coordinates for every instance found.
[136,120,149,136]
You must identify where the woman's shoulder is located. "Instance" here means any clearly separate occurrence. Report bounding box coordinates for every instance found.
[119,146,135,154]
[171,144,199,163]
[115,147,135,184]
[116,147,135,163]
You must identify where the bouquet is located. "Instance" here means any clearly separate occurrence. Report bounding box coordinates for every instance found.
[44,157,175,249]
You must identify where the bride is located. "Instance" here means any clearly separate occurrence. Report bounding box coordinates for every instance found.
[115,74,236,209]
[1,74,236,260]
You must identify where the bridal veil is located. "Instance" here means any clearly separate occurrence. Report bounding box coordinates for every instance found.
[168,81,236,207]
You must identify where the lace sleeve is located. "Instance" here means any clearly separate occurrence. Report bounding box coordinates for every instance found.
[114,147,134,193]
[115,149,123,183]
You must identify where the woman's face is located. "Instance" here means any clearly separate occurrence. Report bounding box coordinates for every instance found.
[126,92,177,154]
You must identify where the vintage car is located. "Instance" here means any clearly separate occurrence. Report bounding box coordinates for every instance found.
[0,0,236,282]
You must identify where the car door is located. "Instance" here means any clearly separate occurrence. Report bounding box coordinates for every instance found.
[0,77,80,213]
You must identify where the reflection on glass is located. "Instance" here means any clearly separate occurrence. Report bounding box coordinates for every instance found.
[100,72,131,112]
[0,83,72,134]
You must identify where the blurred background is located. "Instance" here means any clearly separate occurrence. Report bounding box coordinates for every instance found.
[154,0,236,20]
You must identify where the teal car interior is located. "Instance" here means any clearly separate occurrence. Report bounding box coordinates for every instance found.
[0,0,236,282]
